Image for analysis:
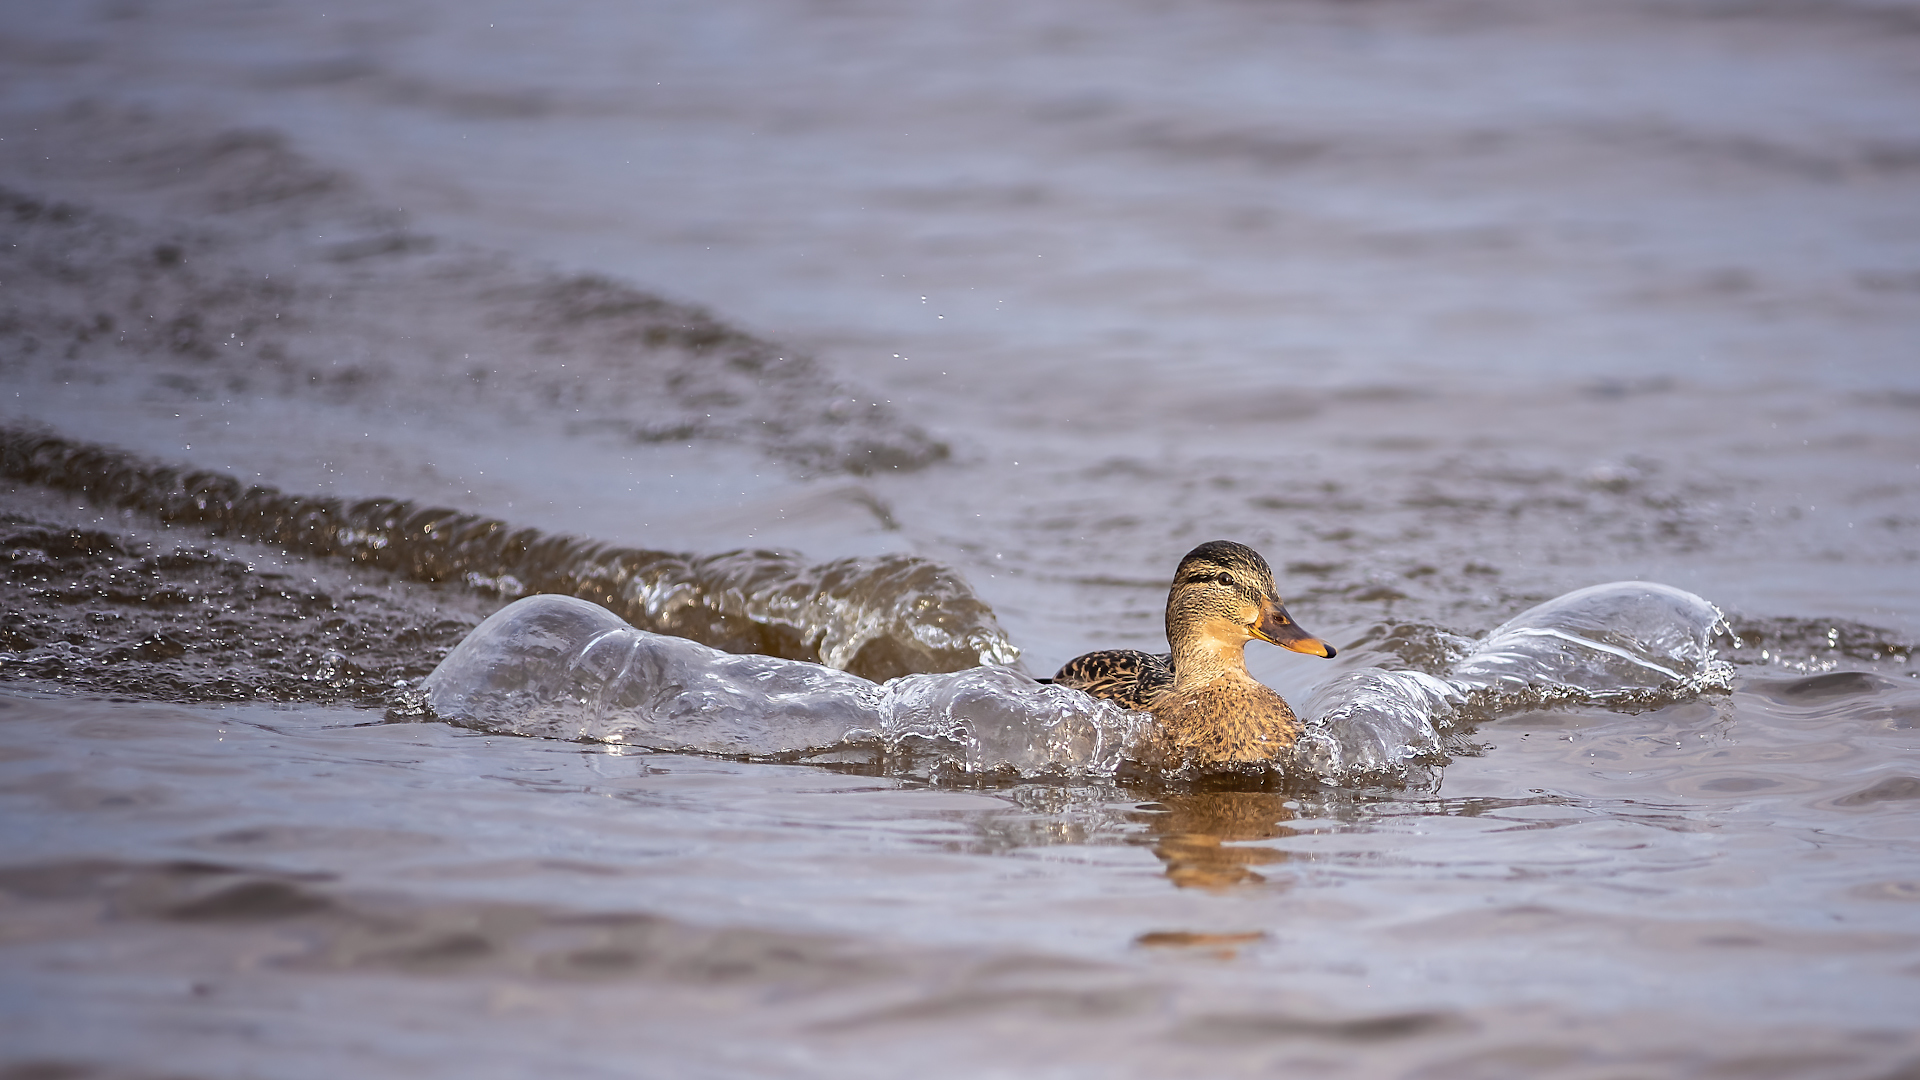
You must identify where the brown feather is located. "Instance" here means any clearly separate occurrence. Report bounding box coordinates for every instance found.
[1049,649,1173,712]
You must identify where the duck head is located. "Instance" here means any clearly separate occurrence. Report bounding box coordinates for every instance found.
[1165,540,1337,662]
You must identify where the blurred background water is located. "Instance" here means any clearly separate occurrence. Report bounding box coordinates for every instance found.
[2,1,1919,1076]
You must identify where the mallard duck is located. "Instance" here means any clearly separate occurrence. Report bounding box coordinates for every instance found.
[1049,540,1336,766]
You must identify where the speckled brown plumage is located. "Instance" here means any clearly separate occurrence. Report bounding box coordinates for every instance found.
[1048,648,1173,711]
[1148,672,1303,766]
[1051,540,1336,768]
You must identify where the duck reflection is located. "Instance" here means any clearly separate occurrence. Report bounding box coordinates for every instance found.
[1132,788,1296,890]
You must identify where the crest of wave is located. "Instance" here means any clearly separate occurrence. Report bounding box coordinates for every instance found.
[417,582,1731,784]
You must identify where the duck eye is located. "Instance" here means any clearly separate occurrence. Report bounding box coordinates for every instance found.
[1214,572,1235,588]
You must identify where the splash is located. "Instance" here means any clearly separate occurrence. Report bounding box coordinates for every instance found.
[418,581,1733,785]
[417,594,1146,777]
[0,428,1017,681]
[1293,582,1734,782]
[1451,582,1730,700]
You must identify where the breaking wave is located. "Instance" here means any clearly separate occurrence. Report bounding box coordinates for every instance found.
[0,428,1017,681]
[0,429,1736,784]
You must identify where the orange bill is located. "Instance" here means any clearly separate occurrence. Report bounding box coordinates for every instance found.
[1254,598,1337,658]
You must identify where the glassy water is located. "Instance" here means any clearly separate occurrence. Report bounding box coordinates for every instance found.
[2,0,1918,1076]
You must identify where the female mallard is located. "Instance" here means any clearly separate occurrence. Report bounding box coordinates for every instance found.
[1050,540,1336,766]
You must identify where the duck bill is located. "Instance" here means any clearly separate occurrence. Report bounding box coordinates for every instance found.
[1254,600,1337,658]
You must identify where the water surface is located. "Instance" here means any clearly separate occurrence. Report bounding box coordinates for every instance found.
[3,0,1919,1076]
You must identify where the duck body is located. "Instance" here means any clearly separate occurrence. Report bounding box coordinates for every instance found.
[1051,540,1334,767]
[1048,648,1172,712]
[1148,662,1302,766]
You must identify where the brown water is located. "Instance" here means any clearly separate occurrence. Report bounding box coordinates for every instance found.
[3,0,1920,1076]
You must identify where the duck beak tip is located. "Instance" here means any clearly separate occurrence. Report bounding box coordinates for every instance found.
[1281,637,1335,659]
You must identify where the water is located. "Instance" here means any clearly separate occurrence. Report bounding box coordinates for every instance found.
[3,0,1920,1075]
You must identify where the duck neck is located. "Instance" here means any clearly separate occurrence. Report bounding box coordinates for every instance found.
[1167,626,1252,686]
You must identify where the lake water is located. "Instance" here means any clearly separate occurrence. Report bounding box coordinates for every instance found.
[3,0,1919,1076]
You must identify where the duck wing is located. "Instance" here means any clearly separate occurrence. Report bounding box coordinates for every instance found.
[1048,649,1174,711]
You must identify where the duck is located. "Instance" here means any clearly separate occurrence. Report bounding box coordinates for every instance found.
[1048,540,1336,767]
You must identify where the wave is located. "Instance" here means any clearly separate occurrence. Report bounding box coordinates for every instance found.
[416,581,1734,786]
[0,428,1017,681]
[1,429,1738,783]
